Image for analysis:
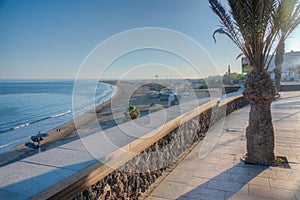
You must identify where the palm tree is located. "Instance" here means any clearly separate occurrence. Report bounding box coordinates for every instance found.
[124,105,140,120]
[275,0,300,94]
[209,0,300,165]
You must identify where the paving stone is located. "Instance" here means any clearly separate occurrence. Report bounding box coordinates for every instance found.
[175,160,203,171]
[187,177,209,187]
[230,173,270,186]
[193,169,230,181]
[248,177,270,186]
[217,165,251,175]
[289,163,300,170]
[226,192,272,200]
[287,173,300,182]
[183,151,201,161]
[214,162,235,172]
[151,181,187,199]
[285,155,299,163]
[249,185,296,200]
[181,186,226,200]
[269,179,300,191]
[258,170,290,180]
[206,179,248,193]
[191,162,217,171]
[164,169,194,184]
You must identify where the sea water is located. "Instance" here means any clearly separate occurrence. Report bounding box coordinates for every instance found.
[0,80,116,153]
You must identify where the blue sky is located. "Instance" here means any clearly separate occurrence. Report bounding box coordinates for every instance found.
[0,0,299,79]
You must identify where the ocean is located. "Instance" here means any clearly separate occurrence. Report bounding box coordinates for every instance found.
[0,80,116,153]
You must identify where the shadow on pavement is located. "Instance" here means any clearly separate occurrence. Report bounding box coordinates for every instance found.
[178,162,268,200]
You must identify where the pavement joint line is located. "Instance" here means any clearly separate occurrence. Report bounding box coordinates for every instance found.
[56,146,86,152]
[19,160,79,172]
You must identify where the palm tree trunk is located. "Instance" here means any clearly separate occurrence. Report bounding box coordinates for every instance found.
[274,64,282,94]
[274,40,285,94]
[243,70,275,165]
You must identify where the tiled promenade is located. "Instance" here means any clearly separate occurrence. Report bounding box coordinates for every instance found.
[147,91,300,200]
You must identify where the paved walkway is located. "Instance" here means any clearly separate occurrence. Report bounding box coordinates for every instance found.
[147,91,300,200]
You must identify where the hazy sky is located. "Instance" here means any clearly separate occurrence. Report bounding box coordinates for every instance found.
[0,0,299,79]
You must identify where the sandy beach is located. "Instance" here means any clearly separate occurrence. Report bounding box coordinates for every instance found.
[0,80,178,166]
[0,79,212,167]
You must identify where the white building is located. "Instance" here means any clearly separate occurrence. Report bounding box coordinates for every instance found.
[268,51,300,81]
[242,51,300,81]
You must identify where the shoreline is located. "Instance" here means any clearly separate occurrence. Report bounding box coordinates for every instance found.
[0,82,120,167]
[0,80,211,167]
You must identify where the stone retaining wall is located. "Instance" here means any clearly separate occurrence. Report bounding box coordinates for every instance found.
[73,96,248,200]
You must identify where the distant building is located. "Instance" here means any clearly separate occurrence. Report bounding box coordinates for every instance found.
[269,51,300,81]
[227,65,231,75]
[241,51,300,81]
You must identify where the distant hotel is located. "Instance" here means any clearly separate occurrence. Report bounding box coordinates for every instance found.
[242,51,300,81]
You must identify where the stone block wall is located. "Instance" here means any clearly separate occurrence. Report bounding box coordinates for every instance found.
[73,96,248,200]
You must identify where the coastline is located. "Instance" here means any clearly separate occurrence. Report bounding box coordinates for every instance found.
[0,82,120,166]
[0,80,210,166]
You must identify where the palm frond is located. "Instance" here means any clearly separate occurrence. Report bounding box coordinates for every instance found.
[209,0,300,71]
[266,0,300,69]
[236,53,244,60]
[212,28,234,43]
[209,0,242,47]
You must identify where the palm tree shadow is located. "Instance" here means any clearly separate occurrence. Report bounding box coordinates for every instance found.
[177,162,268,200]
